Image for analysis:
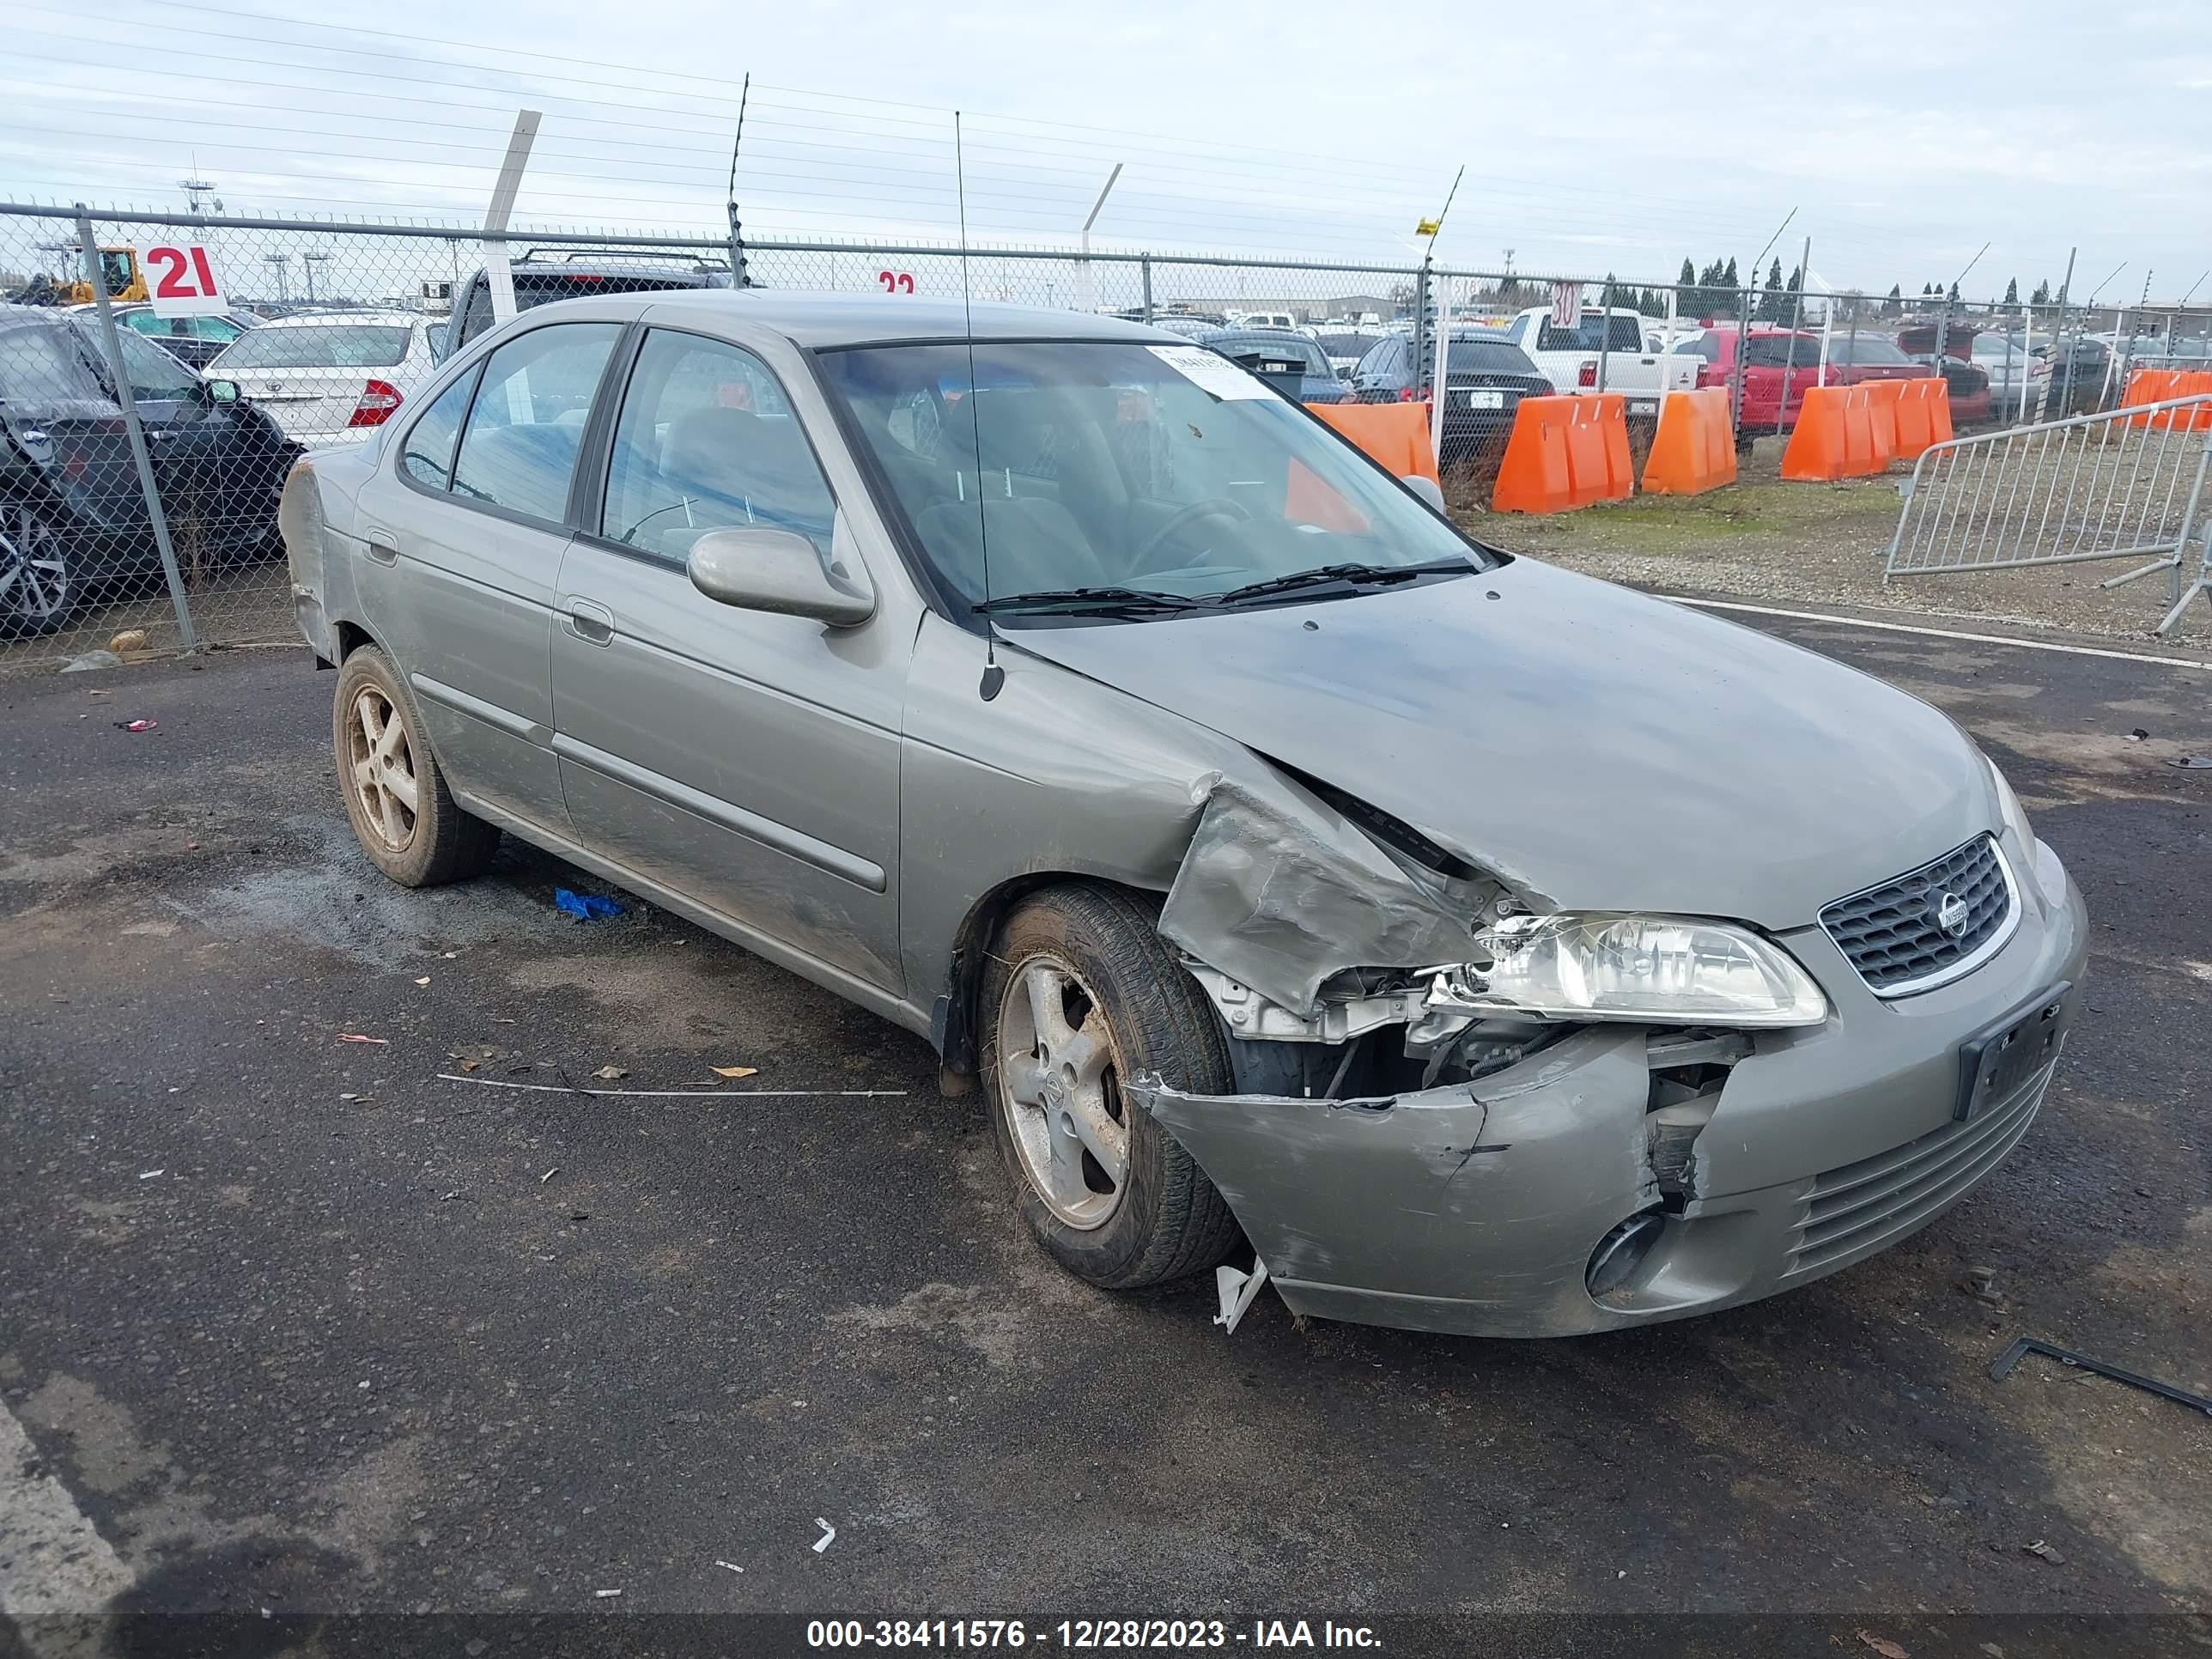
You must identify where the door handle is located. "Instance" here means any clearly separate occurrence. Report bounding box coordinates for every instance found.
[564,598,616,645]
[364,533,398,566]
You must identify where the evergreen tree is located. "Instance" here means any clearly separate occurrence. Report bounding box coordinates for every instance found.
[1758,258,1784,321]
[1886,283,1903,317]
[2002,277,2019,306]
[2031,279,2051,306]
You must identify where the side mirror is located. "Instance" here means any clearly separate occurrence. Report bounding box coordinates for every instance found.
[1401,475,1447,514]
[687,523,875,627]
[204,378,240,405]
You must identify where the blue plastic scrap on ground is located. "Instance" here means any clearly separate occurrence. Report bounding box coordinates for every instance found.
[554,888,623,921]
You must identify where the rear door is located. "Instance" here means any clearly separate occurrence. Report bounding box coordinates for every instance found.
[549,323,907,990]
[0,319,143,542]
[351,318,624,833]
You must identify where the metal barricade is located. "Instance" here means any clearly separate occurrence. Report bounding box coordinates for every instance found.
[1882,393,2212,635]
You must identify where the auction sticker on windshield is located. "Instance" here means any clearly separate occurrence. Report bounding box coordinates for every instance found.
[1147,344,1276,400]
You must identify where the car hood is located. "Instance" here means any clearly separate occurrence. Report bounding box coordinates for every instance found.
[1005,557,1994,929]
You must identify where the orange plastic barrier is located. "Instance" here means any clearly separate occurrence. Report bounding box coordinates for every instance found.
[1491,394,1634,513]
[1863,378,1905,467]
[1780,386,1881,482]
[1639,387,1736,496]
[1915,376,1954,448]
[2121,368,2212,430]
[1306,399,1438,483]
[1892,379,1936,459]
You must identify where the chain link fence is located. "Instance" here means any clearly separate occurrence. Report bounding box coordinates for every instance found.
[9,202,2212,672]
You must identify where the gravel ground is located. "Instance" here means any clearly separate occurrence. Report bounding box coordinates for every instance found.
[1459,438,2212,648]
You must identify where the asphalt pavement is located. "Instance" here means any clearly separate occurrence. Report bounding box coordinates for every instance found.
[2,608,2207,1658]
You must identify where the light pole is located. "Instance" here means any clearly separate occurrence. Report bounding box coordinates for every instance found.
[263,252,290,303]
[1078,162,1122,314]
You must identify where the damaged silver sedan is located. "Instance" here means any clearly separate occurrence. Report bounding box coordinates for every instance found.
[282,292,2087,1338]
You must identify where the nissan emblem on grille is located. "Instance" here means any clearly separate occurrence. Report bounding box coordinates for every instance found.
[1936,892,1971,939]
[1820,836,2019,996]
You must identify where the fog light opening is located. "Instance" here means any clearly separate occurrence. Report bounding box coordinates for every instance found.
[1586,1211,1666,1299]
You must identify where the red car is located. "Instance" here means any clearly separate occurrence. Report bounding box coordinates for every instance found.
[1662,327,1830,434]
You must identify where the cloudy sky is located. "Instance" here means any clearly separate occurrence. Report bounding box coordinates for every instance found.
[2,0,2208,303]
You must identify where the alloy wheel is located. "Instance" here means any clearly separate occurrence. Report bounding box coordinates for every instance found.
[996,955,1131,1231]
[347,686,420,853]
[0,506,73,630]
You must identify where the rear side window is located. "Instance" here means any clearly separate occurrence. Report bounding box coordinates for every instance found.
[449,323,621,524]
[600,330,835,562]
[0,325,105,402]
[1662,333,1721,362]
[399,369,479,490]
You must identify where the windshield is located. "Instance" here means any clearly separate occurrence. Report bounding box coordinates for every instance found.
[215,323,410,369]
[817,340,1485,615]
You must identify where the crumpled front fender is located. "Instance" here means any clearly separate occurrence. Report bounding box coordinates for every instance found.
[1131,1027,1661,1338]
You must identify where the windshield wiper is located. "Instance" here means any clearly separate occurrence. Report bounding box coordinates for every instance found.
[1207,559,1471,606]
[974,586,1204,617]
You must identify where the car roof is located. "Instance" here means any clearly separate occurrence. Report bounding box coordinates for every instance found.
[252,310,422,328]
[638,289,1186,349]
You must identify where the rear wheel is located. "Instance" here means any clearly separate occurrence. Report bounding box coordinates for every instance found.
[980,884,1243,1290]
[332,645,500,887]
[0,504,76,637]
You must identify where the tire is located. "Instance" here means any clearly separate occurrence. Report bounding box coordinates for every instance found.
[0,502,77,638]
[331,644,500,887]
[979,883,1243,1290]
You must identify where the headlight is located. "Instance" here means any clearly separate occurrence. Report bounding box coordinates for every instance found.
[1987,754,2035,852]
[1461,913,1828,1027]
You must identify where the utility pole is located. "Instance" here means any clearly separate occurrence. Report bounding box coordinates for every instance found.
[262,251,289,302]
[1078,161,1124,314]
[302,249,329,305]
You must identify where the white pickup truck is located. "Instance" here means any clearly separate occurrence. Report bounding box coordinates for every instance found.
[1499,306,1698,412]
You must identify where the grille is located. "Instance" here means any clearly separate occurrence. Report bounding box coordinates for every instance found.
[1784,1061,2053,1278]
[1820,836,2015,994]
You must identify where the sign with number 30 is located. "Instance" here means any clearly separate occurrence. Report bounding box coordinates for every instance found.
[141,243,228,318]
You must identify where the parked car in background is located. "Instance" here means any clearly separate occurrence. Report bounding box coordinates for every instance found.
[440,247,732,362]
[1819,334,1928,387]
[1315,330,1389,378]
[1349,329,1553,464]
[1229,309,1299,331]
[1194,328,1346,403]
[1970,334,2052,420]
[280,289,2084,1339]
[0,307,297,634]
[1658,327,1827,437]
[72,302,261,368]
[204,311,439,448]
[1502,306,1697,411]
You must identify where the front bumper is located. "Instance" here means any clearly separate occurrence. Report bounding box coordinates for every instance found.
[1139,833,2087,1339]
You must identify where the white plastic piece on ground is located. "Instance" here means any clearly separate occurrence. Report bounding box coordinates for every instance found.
[812,1518,836,1554]
[1212,1257,1271,1335]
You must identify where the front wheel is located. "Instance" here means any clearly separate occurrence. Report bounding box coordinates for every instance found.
[979,884,1243,1290]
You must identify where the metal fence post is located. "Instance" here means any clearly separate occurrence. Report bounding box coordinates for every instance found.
[1776,236,1811,437]
[1413,257,1432,397]
[2053,247,2078,418]
[76,207,196,653]
[726,199,748,289]
[1595,276,1613,395]
[1139,253,1152,324]
[1730,287,1751,429]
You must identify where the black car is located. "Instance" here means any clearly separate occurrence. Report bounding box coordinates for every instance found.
[440,247,733,362]
[0,307,299,635]
[1193,328,1347,403]
[1350,330,1553,465]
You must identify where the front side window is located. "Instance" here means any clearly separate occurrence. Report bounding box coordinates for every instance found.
[817,340,1486,615]
[399,368,478,490]
[448,323,620,522]
[600,330,834,562]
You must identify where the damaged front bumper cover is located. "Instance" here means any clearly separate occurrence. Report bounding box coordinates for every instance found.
[1133,857,2087,1340]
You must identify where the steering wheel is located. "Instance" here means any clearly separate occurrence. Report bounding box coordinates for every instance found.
[1130,496,1250,571]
